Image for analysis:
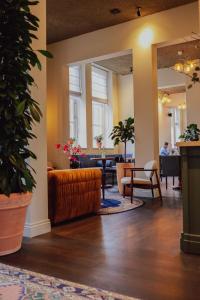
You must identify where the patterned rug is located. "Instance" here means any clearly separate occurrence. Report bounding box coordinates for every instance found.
[98,187,144,215]
[0,263,138,300]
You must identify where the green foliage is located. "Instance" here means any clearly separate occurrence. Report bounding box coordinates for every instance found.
[110,117,135,159]
[188,66,200,89]
[0,0,52,196]
[180,124,200,142]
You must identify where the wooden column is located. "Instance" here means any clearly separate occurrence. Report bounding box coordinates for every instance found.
[177,141,200,254]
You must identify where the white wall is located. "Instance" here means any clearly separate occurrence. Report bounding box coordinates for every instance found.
[158,68,186,88]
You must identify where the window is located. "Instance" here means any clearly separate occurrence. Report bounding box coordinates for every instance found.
[92,66,113,148]
[69,65,87,147]
[171,107,181,148]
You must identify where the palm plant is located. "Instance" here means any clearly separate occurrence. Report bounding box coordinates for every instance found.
[110,117,135,161]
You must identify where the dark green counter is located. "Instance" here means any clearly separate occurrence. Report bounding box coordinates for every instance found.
[177,141,200,254]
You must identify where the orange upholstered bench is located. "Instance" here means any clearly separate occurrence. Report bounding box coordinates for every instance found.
[48,168,102,224]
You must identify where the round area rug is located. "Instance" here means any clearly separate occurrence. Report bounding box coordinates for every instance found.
[98,188,144,215]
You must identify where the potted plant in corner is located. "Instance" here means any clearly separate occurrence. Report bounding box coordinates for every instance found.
[110,117,135,195]
[179,124,200,141]
[0,0,52,255]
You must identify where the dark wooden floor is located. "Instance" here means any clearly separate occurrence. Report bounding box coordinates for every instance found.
[1,180,200,300]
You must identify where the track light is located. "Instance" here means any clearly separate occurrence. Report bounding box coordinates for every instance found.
[137,7,141,17]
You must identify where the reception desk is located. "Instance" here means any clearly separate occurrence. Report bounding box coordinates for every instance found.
[177,141,200,254]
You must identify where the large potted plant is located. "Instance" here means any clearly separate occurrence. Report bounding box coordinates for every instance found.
[0,0,52,255]
[110,117,135,194]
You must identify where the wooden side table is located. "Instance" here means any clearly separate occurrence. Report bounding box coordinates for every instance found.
[91,157,114,201]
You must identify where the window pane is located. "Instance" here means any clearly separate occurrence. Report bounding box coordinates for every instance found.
[92,66,108,101]
[69,94,80,140]
[92,101,104,147]
[69,65,81,93]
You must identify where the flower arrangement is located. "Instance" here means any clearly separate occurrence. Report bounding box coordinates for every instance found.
[56,139,85,168]
[94,134,103,149]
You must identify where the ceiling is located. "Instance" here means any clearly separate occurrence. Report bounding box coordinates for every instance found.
[47,0,196,44]
[96,55,133,75]
[95,39,200,75]
[158,39,200,69]
[159,86,186,95]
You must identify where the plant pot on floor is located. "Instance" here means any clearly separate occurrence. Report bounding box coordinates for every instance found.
[0,193,32,256]
[116,162,135,196]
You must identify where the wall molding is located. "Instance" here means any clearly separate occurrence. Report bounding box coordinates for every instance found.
[23,219,51,238]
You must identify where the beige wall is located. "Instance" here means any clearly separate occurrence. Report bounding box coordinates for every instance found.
[158,93,187,149]
[47,2,199,167]
[118,74,134,155]
[158,103,172,149]
[24,0,51,237]
[186,79,200,128]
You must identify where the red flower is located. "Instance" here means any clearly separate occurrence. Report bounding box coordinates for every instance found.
[63,145,69,152]
[56,143,61,149]
[56,139,86,161]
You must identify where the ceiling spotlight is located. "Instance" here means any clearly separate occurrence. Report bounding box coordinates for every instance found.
[137,7,141,17]
[110,8,121,15]
[178,50,183,56]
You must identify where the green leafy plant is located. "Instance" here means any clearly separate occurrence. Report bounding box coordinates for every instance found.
[0,0,52,196]
[110,117,135,161]
[188,66,200,89]
[179,124,200,141]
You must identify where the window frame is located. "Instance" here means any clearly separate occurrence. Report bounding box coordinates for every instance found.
[69,64,87,148]
[92,65,113,149]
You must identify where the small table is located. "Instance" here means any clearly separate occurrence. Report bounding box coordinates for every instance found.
[91,157,114,201]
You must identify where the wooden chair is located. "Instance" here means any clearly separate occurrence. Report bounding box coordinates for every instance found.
[121,160,162,203]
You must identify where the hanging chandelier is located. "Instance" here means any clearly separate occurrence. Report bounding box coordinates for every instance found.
[158,91,171,105]
[178,103,187,110]
[173,60,198,75]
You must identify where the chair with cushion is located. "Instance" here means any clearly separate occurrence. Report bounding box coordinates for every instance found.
[121,160,162,203]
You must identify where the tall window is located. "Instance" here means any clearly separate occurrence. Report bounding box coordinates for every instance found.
[69,65,86,147]
[92,65,113,148]
[171,107,181,148]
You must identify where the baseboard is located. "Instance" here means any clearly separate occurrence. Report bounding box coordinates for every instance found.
[23,219,51,238]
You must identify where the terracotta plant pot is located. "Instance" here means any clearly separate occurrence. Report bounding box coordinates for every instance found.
[0,193,32,256]
[116,162,135,195]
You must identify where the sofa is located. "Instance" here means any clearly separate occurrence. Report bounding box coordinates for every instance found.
[48,168,102,224]
[77,154,133,169]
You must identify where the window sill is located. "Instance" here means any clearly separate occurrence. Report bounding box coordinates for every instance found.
[92,148,114,150]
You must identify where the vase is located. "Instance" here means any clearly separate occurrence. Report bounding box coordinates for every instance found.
[70,159,80,169]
